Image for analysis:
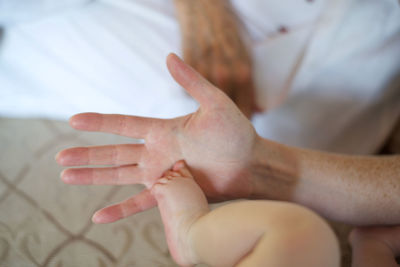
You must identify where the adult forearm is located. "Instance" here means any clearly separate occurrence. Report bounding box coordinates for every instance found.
[251,136,400,225]
[173,0,231,21]
[172,0,233,44]
[172,0,193,28]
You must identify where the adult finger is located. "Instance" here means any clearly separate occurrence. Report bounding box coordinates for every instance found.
[69,113,164,139]
[56,144,146,166]
[166,53,218,108]
[92,189,157,223]
[61,165,145,185]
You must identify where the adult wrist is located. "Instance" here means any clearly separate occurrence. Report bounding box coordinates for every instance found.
[250,136,299,201]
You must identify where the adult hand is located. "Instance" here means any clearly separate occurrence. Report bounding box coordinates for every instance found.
[56,54,259,223]
[349,226,400,267]
[174,0,258,118]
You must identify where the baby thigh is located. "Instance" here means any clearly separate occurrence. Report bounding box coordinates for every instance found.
[188,201,340,267]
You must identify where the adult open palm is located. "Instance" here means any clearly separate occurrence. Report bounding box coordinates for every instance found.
[56,54,258,223]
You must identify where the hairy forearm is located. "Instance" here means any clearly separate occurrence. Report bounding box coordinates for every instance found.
[173,0,231,21]
[172,0,240,51]
[251,136,400,225]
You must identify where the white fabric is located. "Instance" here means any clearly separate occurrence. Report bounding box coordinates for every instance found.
[0,0,399,154]
[0,0,91,25]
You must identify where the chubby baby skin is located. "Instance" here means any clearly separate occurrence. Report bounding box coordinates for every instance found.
[149,161,340,267]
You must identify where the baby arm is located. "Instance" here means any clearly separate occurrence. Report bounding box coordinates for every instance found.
[151,161,340,267]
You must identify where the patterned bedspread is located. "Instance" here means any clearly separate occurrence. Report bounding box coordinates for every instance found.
[0,118,182,266]
[0,118,352,267]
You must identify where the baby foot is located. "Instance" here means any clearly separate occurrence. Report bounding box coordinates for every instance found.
[151,161,209,267]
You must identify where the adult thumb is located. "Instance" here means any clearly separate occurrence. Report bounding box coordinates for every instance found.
[166,53,217,108]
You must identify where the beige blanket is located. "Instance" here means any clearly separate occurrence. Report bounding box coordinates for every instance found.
[0,118,351,267]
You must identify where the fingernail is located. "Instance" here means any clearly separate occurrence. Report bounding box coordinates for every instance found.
[55,151,66,165]
[60,169,72,183]
[92,213,102,224]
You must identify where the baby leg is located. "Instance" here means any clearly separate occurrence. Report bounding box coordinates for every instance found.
[189,201,340,267]
[152,161,340,267]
